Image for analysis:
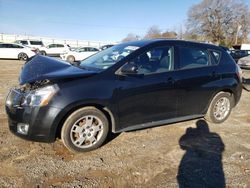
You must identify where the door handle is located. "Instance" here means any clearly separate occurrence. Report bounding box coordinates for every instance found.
[166,77,175,84]
[210,71,218,78]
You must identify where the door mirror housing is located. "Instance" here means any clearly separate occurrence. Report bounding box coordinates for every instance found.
[120,63,138,74]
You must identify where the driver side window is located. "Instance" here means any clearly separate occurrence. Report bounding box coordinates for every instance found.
[130,46,174,74]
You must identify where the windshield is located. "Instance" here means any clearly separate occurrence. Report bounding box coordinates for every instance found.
[80,44,140,70]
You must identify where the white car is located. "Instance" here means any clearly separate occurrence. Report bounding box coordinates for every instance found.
[15,40,44,48]
[60,47,99,63]
[39,44,70,56]
[238,55,250,69]
[0,43,37,61]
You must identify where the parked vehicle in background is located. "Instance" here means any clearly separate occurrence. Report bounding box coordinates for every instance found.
[100,44,114,50]
[5,39,242,153]
[238,55,250,69]
[39,44,70,56]
[0,43,37,60]
[60,47,99,63]
[233,44,250,50]
[230,50,250,62]
[15,40,44,48]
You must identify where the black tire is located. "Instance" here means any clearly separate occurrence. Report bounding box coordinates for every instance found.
[205,92,234,123]
[67,55,75,63]
[40,51,46,56]
[18,53,28,61]
[61,107,109,153]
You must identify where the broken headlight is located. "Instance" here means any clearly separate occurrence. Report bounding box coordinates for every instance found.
[22,84,59,107]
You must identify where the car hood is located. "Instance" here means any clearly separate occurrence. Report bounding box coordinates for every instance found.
[20,55,98,85]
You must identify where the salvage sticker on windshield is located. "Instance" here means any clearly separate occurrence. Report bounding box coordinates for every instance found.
[125,46,140,51]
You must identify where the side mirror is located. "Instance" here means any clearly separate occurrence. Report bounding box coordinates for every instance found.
[120,63,138,74]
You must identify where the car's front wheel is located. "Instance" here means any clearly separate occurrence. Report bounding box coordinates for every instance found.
[18,53,28,61]
[66,55,75,63]
[61,107,109,153]
[205,92,234,123]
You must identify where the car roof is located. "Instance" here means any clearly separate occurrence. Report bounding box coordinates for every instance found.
[0,42,27,47]
[121,39,221,50]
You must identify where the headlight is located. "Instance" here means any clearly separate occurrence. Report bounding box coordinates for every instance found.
[22,85,59,107]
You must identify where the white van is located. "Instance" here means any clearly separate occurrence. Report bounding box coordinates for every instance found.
[15,40,44,48]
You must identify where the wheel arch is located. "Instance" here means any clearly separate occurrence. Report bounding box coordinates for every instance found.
[205,88,235,115]
[54,102,116,140]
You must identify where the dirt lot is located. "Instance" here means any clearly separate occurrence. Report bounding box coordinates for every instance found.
[0,59,250,188]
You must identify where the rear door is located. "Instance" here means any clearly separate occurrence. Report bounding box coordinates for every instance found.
[176,45,220,116]
[55,44,66,54]
[46,44,57,55]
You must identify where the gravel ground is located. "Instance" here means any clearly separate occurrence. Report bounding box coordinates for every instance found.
[0,59,250,188]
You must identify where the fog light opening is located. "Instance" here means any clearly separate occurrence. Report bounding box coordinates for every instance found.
[17,123,29,135]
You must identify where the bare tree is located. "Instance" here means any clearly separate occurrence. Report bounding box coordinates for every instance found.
[187,0,250,45]
[144,26,162,39]
[161,31,178,39]
[122,33,140,42]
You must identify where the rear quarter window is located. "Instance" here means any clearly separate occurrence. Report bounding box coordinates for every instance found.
[209,50,221,65]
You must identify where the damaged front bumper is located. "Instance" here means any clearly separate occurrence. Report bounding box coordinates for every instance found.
[5,88,62,143]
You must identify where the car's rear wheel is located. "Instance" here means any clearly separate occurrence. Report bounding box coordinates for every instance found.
[18,53,28,61]
[205,92,234,123]
[61,107,109,153]
[67,55,75,63]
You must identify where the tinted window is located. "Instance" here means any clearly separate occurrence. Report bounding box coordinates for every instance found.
[90,47,99,51]
[0,44,8,48]
[179,47,210,69]
[30,41,43,45]
[11,44,23,48]
[56,44,64,48]
[48,44,56,48]
[78,48,87,52]
[130,46,174,74]
[20,40,28,45]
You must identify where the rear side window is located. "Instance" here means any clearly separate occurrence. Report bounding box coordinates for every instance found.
[11,44,23,48]
[179,47,210,69]
[48,44,56,48]
[30,41,43,45]
[56,44,64,48]
[20,40,28,45]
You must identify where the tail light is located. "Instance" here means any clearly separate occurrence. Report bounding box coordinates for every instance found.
[31,48,38,54]
[236,64,243,82]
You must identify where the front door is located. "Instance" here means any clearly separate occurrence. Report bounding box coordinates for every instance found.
[114,45,180,130]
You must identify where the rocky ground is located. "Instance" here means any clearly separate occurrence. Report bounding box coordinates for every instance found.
[0,59,250,188]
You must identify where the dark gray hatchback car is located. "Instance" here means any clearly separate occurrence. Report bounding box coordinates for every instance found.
[6,39,242,152]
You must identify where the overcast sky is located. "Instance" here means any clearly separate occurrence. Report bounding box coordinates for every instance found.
[0,0,250,42]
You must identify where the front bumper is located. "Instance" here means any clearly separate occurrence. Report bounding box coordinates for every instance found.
[238,63,250,69]
[5,89,62,143]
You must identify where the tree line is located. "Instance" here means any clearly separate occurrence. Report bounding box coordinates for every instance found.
[122,0,250,47]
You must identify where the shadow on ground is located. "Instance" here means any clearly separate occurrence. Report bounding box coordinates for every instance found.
[177,120,225,188]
